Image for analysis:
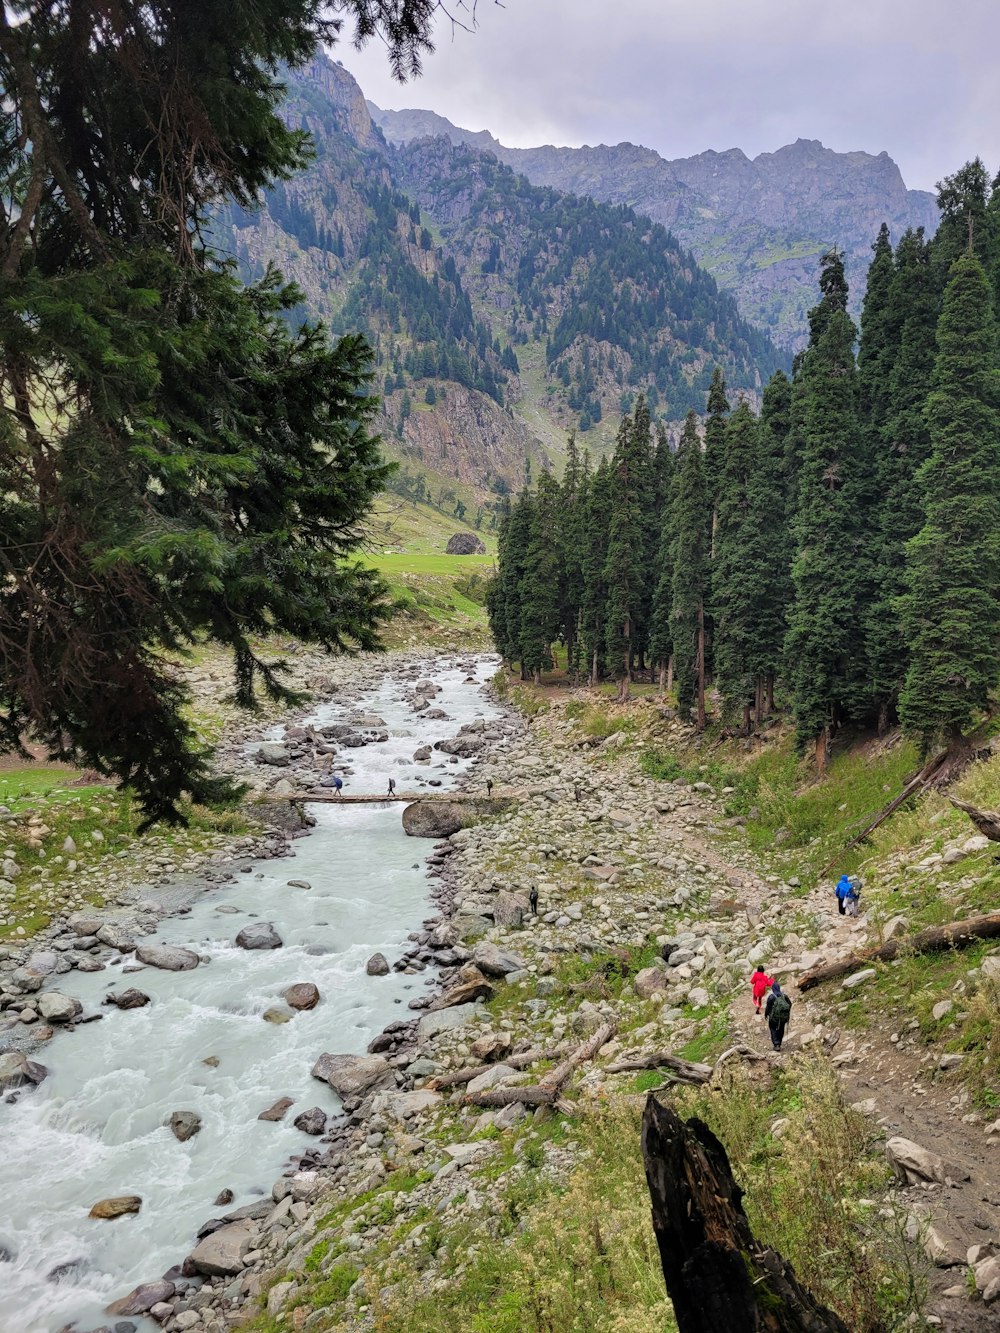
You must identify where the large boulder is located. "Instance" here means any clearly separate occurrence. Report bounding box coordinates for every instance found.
[96,923,136,952]
[426,964,494,1011]
[283,982,320,1011]
[436,733,484,757]
[402,801,466,838]
[106,1280,176,1316]
[37,992,81,1023]
[293,1106,327,1135]
[493,892,525,929]
[886,1136,969,1186]
[0,1051,48,1091]
[105,988,150,1010]
[366,953,390,976]
[89,1195,142,1220]
[257,743,291,767]
[257,1096,294,1122]
[634,966,670,1000]
[10,966,45,993]
[235,922,282,950]
[168,1110,202,1142]
[312,1052,395,1098]
[445,532,486,555]
[472,942,526,978]
[135,943,199,971]
[188,1221,256,1276]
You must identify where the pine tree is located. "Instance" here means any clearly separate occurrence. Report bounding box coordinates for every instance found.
[580,459,613,684]
[485,499,512,661]
[751,371,794,716]
[648,429,677,690]
[520,472,563,681]
[604,413,646,699]
[558,434,589,678]
[899,251,1000,748]
[785,251,869,768]
[495,491,534,675]
[670,411,711,728]
[712,400,762,727]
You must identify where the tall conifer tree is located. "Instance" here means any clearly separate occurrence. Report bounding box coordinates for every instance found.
[752,371,794,716]
[604,412,646,698]
[899,251,1000,747]
[712,400,761,727]
[520,471,563,681]
[580,459,613,684]
[671,411,711,728]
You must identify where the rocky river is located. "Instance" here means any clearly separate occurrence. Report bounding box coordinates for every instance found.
[0,653,514,1333]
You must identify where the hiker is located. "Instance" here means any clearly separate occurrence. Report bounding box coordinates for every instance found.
[765,982,791,1051]
[835,874,861,917]
[574,784,582,804]
[332,774,343,798]
[387,777,396,797]
[529,885,539,915]
[486,778,493,797]
[750,965,774,1015]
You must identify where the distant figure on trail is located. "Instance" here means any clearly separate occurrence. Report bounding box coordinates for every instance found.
[332,774,343,798]
[387,777,396,797]
[835,874,861,917]
[765,982,791,1051]
[574,784,582,804]
[529,885,539,915]
[486,778,493,797]
[750,965,774,1015]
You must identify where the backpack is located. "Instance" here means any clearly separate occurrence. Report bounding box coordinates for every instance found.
[770,993,791,1024]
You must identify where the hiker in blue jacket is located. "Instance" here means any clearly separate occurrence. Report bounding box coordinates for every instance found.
[765,982,791,1051]
[835,874,860,917]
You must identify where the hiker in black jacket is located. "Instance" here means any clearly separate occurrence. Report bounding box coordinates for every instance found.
[765,982,791,1051]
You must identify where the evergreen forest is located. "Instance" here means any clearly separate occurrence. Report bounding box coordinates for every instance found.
[487,160,1000,764]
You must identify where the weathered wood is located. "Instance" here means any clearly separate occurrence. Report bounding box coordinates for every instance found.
[950,796,1000,842]
[797,910,1000,992]
[605,1052,713,1084]
[427,1045,568,1091]
[642,1097,850,1333]
[462,1021,616,1109]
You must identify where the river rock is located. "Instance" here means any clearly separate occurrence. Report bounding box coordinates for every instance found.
[426,964,494,1010]
[0,1051,48,1091]
[169,1111,202,1142]
[263,1007,293,1024]
[26,951,58,975]
[402,801,466,838]
[106,1280,176,1316]
[470,1033,512,1063]
[11,966,45,993]
[417,1002,482,1040]
[235,922,282,950]
[445,532,486,554]
[283,982,320,1010]
[257,743,291,767]
[472,942,526,978]
[96,924,136,952]
[466,1064,519,1095]
[188,1221,256,1275]
[89,1195,142,1220]
[293,1106,327,1135]
[105,989,151,1010]
[135,944,199,971]
[37,992,81,1023]
[214,1189,234,1206]
[634,966,670,1000]
[366,953,390,976]
[413,745,432,762]
[493,892,525,929]
[311,1052,395,1098]
[258,1097,294,1122]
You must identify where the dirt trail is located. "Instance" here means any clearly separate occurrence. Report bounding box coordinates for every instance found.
[676,813,1000,1330]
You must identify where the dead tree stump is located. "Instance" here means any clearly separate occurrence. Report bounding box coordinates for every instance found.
[641,1097,850,1333]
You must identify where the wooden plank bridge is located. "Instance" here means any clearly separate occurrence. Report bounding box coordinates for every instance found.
[271,790,512,804]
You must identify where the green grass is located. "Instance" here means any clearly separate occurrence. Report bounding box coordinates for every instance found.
[363,553,492,576]
[0,766,103,810]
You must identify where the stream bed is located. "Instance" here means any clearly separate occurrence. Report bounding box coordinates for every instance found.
[0,654,500,1333]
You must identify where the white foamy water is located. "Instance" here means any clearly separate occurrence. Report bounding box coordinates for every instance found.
[0,655,500,1333]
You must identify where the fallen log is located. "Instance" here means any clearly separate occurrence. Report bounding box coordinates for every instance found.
[642,1097,850,1332]
[605,1052,713,1084]
[950,796,1000,842]
[462,1020,616,1109]
[426,1045,568,1091]
[797,910,1000,992]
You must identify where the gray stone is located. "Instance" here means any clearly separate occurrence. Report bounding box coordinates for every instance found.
[366,953,390,976]
[105,988,150,1010]
[257,1097,294,1122]
[0,1051,48,1091]
[311,1052,395,1098]
[283,982,320,1010]
[443,1142,490,1168]
[841,968,877,990]
[466,1064,519,1095]
[37,992,80,1023]
[10,966,44,993]
[931,1000,953,1022]
[234,922,282,950]
[135,943,199,971]
[493,892,525,929]
[293,1106,327,1135]
[402,801,466,838]
[886,1136,969,1186]
[385,1089,442,1119]
[445,532,486,555]
[417,1003,482,1039]
[169,1111,202,1142]
[106,1280,176,1316]
[634,966,670,1000]
[96,924,136,952]
[257,743,291,766]
[188,1222,256,1275]
[472,942,526,978]
[25,951,58,975]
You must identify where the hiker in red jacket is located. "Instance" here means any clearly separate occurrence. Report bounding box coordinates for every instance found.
[750,965,775,1015]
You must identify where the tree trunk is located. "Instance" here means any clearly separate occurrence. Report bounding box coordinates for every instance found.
[591,647,599,687]
[666,653,674,694]
[696,600,706,731]
[658,662,667,697]
[877,700,889,737]
[797,910,1000,992]
[642,1098,851,1333]
[766,672,775,715]
[428,1045,568,1091]
[605,1053,713,1083]
[741,703,752,735]
[823,747,949,871]
[949,796,1000,842]
[463,1020,616,1108]
[814,726,828,772]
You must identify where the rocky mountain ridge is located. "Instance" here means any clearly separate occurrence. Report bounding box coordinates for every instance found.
[370,100,939,349]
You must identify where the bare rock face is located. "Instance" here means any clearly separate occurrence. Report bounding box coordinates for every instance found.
[283,982,320,1010]
[89,1195,142,1220]
[445,531,486,555]
[311,1052,395,1098]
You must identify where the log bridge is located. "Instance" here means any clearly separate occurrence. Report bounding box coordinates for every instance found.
[267,790,505,805]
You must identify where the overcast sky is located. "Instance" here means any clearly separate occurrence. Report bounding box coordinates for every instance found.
[337,0,1000,193]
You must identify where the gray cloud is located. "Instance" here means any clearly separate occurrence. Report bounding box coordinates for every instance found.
[338,0,1000,191]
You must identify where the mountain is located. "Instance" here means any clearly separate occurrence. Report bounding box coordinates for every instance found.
[216,55,786,502]
[370,105,939,350]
